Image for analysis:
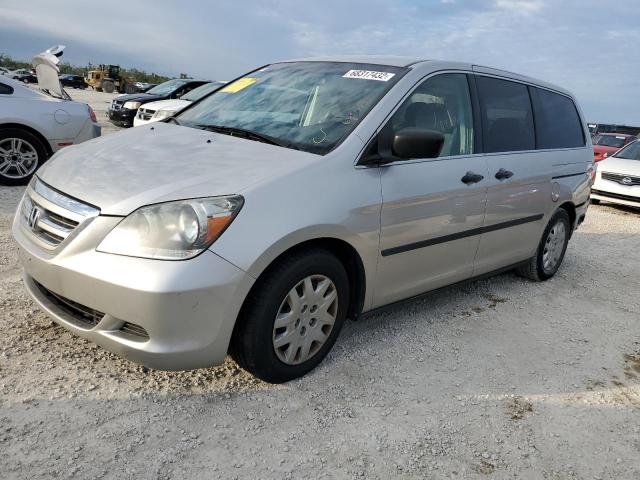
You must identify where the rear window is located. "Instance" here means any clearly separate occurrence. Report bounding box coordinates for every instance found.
[530,87,584,149]
[476,76,535,153]
[593,135,627,148]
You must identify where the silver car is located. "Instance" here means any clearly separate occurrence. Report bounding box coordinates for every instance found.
[13,57,594,382]
[0,46,101,185]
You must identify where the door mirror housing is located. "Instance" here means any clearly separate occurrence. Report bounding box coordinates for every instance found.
[358,127,446,167]
[392,128,444,160]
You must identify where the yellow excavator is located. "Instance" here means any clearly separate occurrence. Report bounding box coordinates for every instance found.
[85,64,136,94]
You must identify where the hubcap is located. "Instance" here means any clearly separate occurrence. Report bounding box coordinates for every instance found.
[542,220,566,272]
[0,138,38,179]
[272,274,338,365]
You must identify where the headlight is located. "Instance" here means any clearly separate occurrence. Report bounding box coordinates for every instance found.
[153,109,175,120]
[124,101,142,110]
[97,196,244,260]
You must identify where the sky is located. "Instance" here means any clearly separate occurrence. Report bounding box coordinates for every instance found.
[0,0,638,124]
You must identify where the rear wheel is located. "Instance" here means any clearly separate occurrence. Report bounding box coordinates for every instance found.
[102,80,115,93]
[516,209,571,281]
[231,249,349,383]
[0,128,48,185]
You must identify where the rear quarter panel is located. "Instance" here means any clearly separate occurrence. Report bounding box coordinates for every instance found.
[1,96,90,150]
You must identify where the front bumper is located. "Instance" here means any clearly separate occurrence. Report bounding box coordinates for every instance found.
[12,198,255,370]
[592,175,640,208]
[107,108,136,127]
[591,189,640,207]
[132,115,160,128]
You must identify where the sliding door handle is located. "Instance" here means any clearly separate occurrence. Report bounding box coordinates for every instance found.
[461,171,484,185]
[495,168,514,180]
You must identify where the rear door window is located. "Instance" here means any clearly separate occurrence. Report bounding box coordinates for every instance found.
[530,87,585,149]
[476,76,535,153]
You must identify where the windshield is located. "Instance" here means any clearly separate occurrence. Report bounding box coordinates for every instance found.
[180,81,225,102]
[614,139,640,160]
[593,135,626,148]
[146,79,187,96]
[177,61,407,154]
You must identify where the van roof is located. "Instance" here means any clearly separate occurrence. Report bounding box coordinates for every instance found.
[282,55,572,97]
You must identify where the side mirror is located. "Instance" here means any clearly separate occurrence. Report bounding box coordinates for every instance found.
[392,128,444,159]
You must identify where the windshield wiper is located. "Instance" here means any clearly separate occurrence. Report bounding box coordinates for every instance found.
[195,124,295,149]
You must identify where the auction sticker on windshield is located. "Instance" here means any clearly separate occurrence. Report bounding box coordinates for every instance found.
[343,70,395,81]
[221,78,258,93]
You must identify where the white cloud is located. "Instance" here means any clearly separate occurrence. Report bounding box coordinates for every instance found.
[1,0,639,123]
[495,0,544,15]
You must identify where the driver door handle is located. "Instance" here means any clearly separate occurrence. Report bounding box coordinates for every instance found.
[495,168,514,180]
[461,171,484,185]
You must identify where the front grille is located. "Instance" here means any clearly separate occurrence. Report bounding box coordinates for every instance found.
[120,322,150,340]
[592,189,640,204]
[601,172,640,186]
[137,108,155,120]
[111,99,123,110]
[20,178,99,249]
[34,280,105,328]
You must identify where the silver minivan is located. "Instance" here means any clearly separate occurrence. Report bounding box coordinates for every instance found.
[13,56,594,382]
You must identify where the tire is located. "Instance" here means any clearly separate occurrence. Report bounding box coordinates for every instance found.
[102,80,115,93]
[0,128,48,185]
[590,198,600,205]
[231,248,349,383]
[516,209,571,281]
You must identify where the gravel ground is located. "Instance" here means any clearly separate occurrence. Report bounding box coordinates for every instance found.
[1,90,640,479]
[68,88,123,136]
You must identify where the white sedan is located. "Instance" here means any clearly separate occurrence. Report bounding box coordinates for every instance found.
[0,46,100,185]
[133,81,225,127]
[591,140,640,208]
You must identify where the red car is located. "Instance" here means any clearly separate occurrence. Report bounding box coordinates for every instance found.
[592,133,637,162]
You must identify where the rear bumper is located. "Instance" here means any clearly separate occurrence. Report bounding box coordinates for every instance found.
[13,205,255,370]
[47,121,101,154]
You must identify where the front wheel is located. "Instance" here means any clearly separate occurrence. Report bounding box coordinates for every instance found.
[516,209,571,281]
[231,249,349,383]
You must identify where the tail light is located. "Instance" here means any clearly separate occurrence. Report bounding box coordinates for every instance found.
[88,105,97,123]
[587,164,596,184]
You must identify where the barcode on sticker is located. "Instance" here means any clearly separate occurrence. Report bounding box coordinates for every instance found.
[343,70,395,81]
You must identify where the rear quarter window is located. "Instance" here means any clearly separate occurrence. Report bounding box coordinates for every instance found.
[0,82,13,95]
[530,87,585,149]
[476,76,535,153]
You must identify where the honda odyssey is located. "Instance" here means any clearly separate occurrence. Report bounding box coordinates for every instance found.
[13,57,594,383]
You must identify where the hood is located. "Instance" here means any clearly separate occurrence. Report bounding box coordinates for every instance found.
[115,92,164,104]
[142,99,190,112]
[597,156,640,176]
[32,45,69,100]
[37,122,318,215]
